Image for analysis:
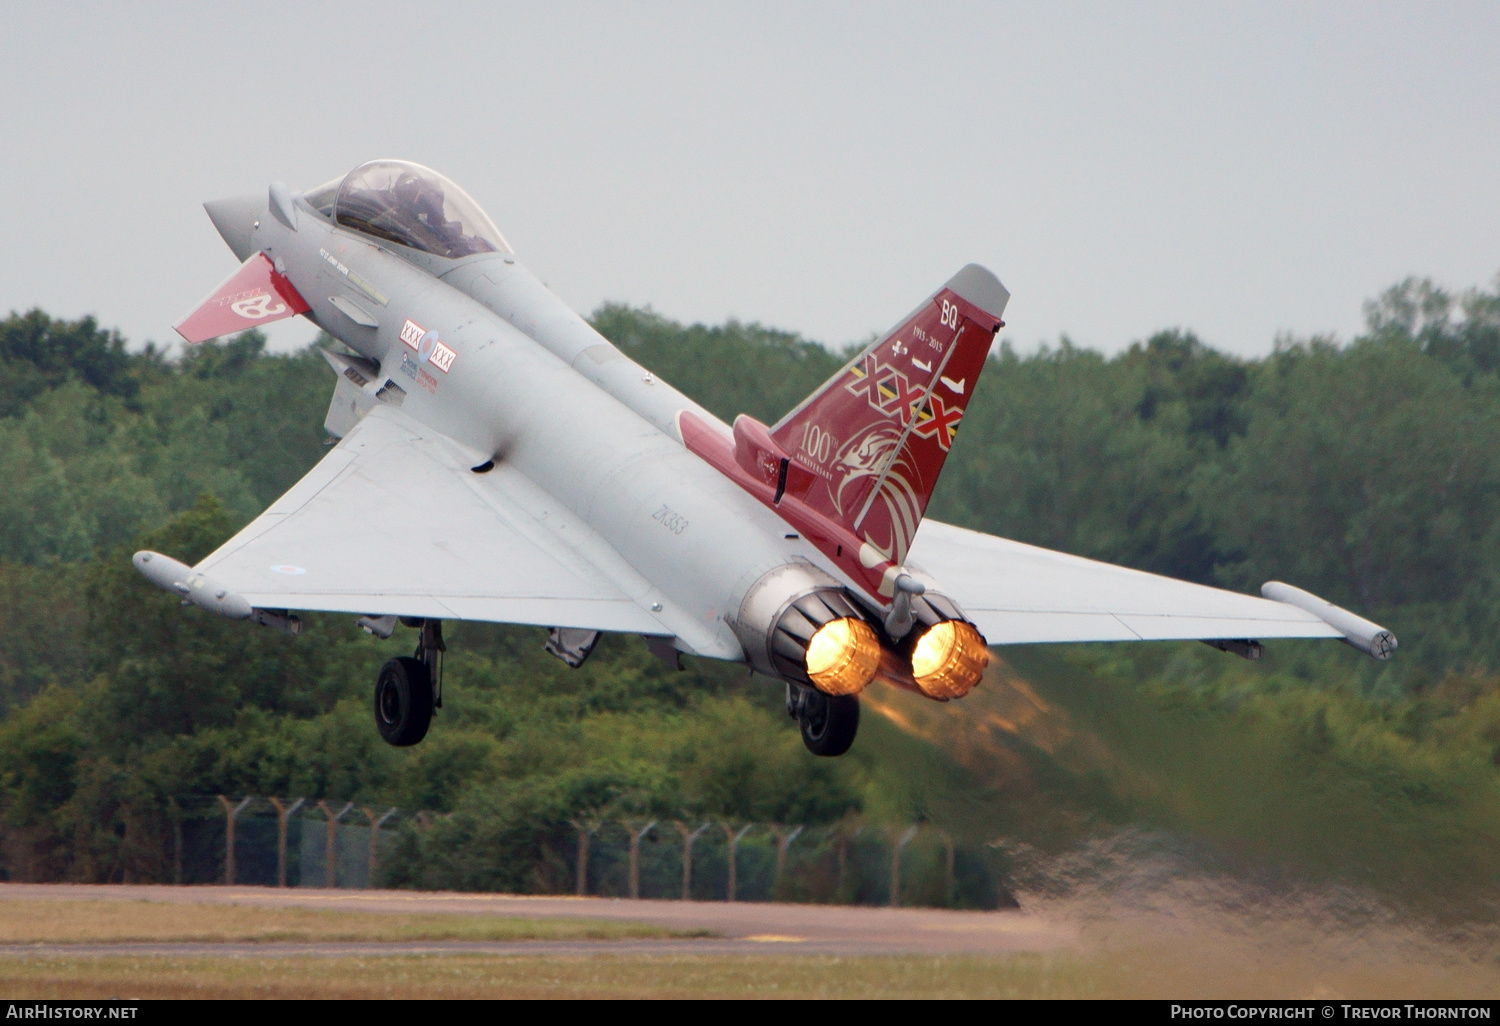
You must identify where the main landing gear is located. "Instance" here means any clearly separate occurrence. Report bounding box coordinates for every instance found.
[373,619,443,747]
[788,683,859,757]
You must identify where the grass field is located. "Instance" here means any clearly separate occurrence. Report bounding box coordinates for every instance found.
[0,948,1496,999]
[0,954,1090,999]
[0,899,691,944]
[0,896,1494,997]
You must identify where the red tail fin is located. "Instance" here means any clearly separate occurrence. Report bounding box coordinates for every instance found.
[771,264,1008,569]
[677,265,1008,601]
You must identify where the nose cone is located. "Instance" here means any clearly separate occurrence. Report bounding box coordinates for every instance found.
[203,193,265,262]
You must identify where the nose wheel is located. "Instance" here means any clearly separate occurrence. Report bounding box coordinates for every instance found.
[789,684,860,757]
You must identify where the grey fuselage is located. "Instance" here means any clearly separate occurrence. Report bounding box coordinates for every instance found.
[206,191,865,663]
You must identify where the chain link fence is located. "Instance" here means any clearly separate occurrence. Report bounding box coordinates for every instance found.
[169,796,399,889]
[171,796,1018,908]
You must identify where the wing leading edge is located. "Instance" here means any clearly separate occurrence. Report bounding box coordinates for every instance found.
[191,405,666,633]
[907,519,1347,647]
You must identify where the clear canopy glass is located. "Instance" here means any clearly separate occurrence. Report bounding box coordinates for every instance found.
[331,160,510,259]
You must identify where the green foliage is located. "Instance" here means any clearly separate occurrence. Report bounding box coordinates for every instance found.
[1208,337,1500,615]
[0,309,151,416]
[933,337,1225,583]
[1,279,1499,899]
[0,326,330,566]
[1007,641,1500,894]
[0,562,87,713]
[85,493,351,741]
[591,303,847,425]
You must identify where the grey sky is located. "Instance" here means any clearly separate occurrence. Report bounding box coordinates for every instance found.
[2,2,1497,358]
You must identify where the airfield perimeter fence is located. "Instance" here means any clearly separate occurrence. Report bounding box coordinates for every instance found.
[165,795,1019,909]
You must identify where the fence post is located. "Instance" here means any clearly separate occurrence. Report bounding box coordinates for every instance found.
[217,795,253,885]
[939,829,955,906]
[317,801,353,888]
[569,819,598,896]
[622,820,657,899]
[167,798,183,886]
[674,822,709,900]
[836,824,862,899]
[889,825,917,908]
[364,807,398,888]
[266,797,304,888]
[723,823,754,902]
[771,825,803,893]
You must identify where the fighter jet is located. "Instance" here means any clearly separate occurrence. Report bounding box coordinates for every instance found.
[135,160,1396,757]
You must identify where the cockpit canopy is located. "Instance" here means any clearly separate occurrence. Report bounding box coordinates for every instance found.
[307,160,511,260]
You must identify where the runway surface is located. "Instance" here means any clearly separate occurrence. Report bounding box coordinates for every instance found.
[0,883,1075,957]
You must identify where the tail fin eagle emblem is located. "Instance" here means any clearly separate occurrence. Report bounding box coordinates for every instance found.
[680,264,1008,601]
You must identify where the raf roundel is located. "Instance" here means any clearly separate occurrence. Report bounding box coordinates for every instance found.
[270,564,307,576]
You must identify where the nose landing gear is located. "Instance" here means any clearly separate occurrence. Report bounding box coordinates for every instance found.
[373,619,443,747]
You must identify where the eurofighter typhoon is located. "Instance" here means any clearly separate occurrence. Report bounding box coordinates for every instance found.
[136,160,1397,756]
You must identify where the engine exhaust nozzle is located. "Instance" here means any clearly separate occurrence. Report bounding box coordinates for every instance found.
[805,617,881,696]
[909,620,990,699]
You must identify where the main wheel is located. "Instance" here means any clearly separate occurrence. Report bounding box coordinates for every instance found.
[374,656,433,747]
[799,690,859,757]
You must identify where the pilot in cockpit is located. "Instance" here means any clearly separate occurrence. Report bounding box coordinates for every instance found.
[392,172,463,252]
[328,160,512,260]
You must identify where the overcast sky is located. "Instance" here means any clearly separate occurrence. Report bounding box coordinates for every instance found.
[2,2,1497,358]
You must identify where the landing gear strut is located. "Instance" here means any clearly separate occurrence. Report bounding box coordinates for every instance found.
[373,619,443,747]
[788,682,860,757]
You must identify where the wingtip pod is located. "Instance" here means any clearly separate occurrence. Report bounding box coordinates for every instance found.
[132,550,252,620]
[1261,581,1397,660]
[132,550,190,591]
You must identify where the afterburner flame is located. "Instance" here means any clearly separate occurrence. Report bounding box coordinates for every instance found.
[911,620,990,699]
[805,617,881,695]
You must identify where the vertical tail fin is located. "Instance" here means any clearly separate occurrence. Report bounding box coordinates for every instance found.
[771,264,1008,570]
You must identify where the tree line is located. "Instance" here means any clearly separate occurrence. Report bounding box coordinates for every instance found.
[0,274,1497,898]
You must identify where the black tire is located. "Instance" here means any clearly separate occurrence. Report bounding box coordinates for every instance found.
[799,691,859,757]
[373,656,433,747]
